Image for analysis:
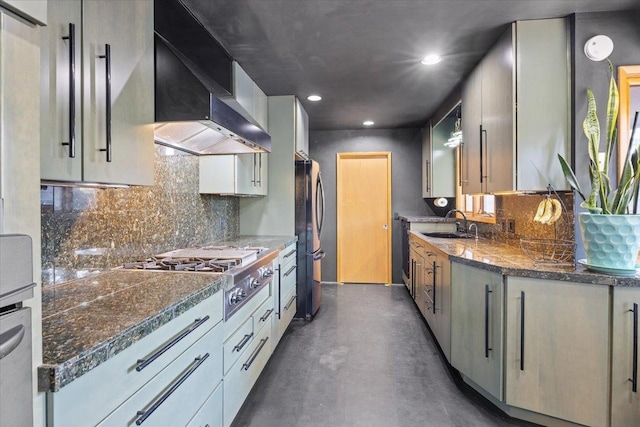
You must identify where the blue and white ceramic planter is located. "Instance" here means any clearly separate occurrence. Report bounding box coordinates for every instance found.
[579,213,640,270]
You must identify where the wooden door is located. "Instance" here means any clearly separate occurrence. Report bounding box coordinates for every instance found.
[336,152,391,284]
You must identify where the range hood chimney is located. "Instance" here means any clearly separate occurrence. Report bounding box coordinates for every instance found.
[154,0,271,155]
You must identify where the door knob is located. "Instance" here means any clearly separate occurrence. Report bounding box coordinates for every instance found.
[383,224,388,230]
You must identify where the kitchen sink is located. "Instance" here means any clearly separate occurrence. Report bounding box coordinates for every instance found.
[421,232,473,239]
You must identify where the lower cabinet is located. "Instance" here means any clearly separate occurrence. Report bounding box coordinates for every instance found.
[186,381,223,427]
[46,292,223,427]
[450,262,503,400]
[611,287,640,427]
[223,313,272,427]
[97,323,224,427]
[273,242,297,347]
[505,277,609,427]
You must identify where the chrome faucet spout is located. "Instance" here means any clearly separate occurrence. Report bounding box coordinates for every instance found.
[468,223,478,240]
[445,209,468,234]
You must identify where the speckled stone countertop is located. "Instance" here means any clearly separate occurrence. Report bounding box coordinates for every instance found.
[38,235,296,392]
[38,270,227,392]
[397,214,456,223]
[410,231,640,286]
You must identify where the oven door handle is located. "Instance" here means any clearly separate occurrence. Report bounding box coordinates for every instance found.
[0,325,25,359]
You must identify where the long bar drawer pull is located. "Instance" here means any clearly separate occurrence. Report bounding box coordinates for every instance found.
[260,308,274,322]
[233,333,254,353]
[284,295,296,311]
[484,285,493,358]
[136,315,210,372]
[283,265,296,277]
[520,291,525,371]
[61,23,76,158]
[630,303,638,393]
[98,44,112,162]
[283,249,296,258]
[135,353,209,425]
[242,337,269,371]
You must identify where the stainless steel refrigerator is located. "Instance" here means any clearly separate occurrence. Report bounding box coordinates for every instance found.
[295,159,325,320]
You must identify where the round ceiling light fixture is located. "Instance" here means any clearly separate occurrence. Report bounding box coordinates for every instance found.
[584,35,614,61]
[421,54,442,65]
[307,94,322,101]
[363,120,375,126]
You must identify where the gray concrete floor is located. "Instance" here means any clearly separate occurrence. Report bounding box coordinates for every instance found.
[232,283,540,427]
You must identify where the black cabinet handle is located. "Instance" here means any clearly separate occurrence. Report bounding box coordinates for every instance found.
[99,44,112,162]
[284,294,296,311]
[135,353,209,425]
[630,303,638,393]
[257,153,262,186]
[233,333,254,353]
[283,265,296,277]
[251,154,257,185]
[432,261,437,314]
[283,249,296,258]
[459,142,466,186]
[260,308,274,322]
[61,23,76,158]
[242,337,269,371]
[485,285,493,358]
[425,160,430,193]
[136,316,210,372]
[277,265,282,319]
[520,291,525,371]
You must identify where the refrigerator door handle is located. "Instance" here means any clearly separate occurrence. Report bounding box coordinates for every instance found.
[312,249,326,261]
[316,170,325,240]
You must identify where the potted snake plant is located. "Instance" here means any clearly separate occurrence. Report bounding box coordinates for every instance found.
[558,60,640,272]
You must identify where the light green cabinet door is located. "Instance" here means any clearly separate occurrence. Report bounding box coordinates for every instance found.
[82,0,154,185]
[461,65,482,194]
[435,254,452,362]
[236,153,268,196]
[450,263,503,400]
[505,277,609,427]
[40,0,82,182]
[611,287,640,427]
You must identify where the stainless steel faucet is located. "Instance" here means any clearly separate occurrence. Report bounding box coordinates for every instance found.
[445,209,467,234]
[468,223,478,240]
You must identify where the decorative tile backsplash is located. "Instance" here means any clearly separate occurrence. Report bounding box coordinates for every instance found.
[41,146,239,285]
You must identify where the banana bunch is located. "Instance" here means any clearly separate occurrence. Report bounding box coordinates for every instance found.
[534,197,563,225]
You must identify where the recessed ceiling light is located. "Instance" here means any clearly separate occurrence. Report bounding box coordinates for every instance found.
[307,95,322,101]
[421,54,442,65]
[363,120,374,126]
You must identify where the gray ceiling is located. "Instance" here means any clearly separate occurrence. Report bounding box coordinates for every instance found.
[181,0,640,131]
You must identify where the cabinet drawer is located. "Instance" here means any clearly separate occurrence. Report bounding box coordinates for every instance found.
[186,381,223,427]
[223,316,253,375]
[97,322,224,427]
[280,262,297,298]
[48,291,223,427]
[254,296,275,335]
[224,285,269,341]
[279,242,297,269]
[278,286,297,340]
[223,320,272,427]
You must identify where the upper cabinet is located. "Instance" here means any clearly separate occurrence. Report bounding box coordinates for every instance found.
[425,106,458,198]
[294,98,309,158]
[40,0,154,186]
[461,18,570,194]
[200,154,268,197]
[224,62,269,131]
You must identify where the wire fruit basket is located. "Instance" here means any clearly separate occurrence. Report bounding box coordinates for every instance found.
[520,238,575,265]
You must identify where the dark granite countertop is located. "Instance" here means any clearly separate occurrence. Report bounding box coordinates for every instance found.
[38,235,296,392]
[397,214,456,223]
[409,231,640,286]
[38,270,227,392]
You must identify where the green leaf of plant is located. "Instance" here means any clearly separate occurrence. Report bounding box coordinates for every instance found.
[603,60,619,175]
[557,154,586,202]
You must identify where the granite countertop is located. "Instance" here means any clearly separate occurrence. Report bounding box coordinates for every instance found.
[410,231,640,286]
[38,235,297,392]
[38,270,226,392]
[397,214,456,223]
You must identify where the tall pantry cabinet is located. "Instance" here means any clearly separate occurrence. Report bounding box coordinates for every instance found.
[40,0,154,186]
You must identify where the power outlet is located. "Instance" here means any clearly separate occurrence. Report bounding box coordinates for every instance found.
[219,217,226,230]
[499,218,506,232]
[507,219,516,234]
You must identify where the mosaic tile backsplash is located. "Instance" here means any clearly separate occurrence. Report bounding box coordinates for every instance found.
[41,147,239,285]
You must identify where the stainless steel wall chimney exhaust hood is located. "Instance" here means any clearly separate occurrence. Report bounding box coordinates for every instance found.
[154,0,271,155]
